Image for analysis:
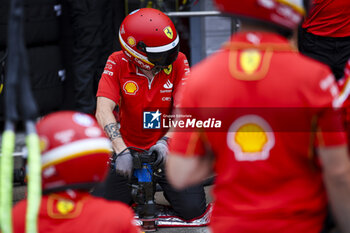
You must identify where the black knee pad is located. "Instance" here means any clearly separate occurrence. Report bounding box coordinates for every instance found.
[172,195,207,220]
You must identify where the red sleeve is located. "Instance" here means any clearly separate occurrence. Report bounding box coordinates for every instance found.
[329,58,350,146]
[335,59,350,120]
[12,200,27,233]
[96,53,121,105]
[316,108,347,147]
[172,53,190,108]
[169,130,206,157]
[311,70,348,147]
[169,71,207,157]
[114,204,141,233]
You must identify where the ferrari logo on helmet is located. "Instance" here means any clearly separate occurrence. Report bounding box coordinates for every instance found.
[123,81,139,95]
[163,65,172,75]
[127,36,136,47]
[163,26,173,39]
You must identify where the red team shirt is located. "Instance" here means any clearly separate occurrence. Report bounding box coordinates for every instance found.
[12,191,140,233]
[170,32,347,233]
[337,59,350,146]
[97,51,189,149]
[302,0,350,37]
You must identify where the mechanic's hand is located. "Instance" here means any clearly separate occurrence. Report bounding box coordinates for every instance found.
[115,150,133,178]
[149,138,169,168]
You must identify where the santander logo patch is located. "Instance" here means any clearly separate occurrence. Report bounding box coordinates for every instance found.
[163,80,173,89]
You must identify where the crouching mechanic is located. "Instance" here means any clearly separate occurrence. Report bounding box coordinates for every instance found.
[167,0,350,232]
[12,111,140,233]
[93,8,206,220]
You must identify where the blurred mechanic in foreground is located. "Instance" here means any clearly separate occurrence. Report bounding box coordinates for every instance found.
[12,111,140,233]
[167,0,350,232]
[94,8,206,220]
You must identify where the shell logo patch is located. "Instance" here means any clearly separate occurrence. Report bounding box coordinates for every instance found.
[123,81,139,95]
[127,36,136,47]
[163,65,172,75]
[227,115,275,161]
[240,49,262,74]
[57,199,75,215]
[163,26,173,39]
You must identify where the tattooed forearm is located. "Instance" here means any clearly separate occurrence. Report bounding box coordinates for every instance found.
[104,123,121,141]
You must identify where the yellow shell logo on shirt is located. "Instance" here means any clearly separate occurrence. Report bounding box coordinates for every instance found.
[163,65,172,75]
[123,81,139,95]
[235,124,268,153]
[57,199,75,215]
[240,49,262,74]
[227,115,275,161]
[163,26,173,39]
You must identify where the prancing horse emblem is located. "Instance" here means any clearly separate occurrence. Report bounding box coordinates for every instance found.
[163,26,173,39]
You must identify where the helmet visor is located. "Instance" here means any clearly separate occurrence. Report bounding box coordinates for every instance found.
[147,43,179,67]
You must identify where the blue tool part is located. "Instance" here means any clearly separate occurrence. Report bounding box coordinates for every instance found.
[134,163,153,182]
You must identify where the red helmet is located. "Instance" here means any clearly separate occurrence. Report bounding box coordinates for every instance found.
[214,0,306,30]
[36,111,111,192]
[119,8,179,71]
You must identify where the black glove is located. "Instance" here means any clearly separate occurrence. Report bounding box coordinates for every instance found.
[149,137,169,168]
[115,150,133,178]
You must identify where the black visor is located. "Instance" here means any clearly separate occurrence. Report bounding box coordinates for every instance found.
[147,43,180,67]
